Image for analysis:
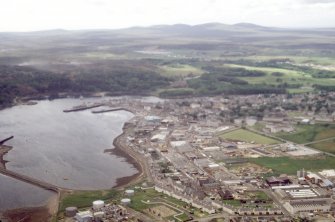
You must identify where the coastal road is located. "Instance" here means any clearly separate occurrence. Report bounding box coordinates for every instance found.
[113,126,153,190]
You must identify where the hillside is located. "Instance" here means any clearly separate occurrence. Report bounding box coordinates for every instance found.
[0,23,335,106]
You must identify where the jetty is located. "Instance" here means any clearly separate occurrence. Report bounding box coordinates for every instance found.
[0,136,14,145]
[0,136,62,192]
[63,103,103,113]
[91,107,132,114]
[0,168,63,192]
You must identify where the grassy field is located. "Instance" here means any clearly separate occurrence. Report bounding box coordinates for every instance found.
[128,188,188,211]
[310,140,335,154]
[59,190,119,212]
[58,187,195,221]
[128,188,207,221]
[223,199,241,206]
[287,87,314,94]
[128,188,163,211]
[276,124,335,144]
[160,64,203,77]
[220,129,280,145]
[223,191,271,208]
[234,55,335,66]
[249,156,335,175]
[251,191,271,201]
[224,64,335,87]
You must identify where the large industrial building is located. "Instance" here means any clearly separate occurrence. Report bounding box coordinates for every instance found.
[283,199,331,214]
[273,185,332,215]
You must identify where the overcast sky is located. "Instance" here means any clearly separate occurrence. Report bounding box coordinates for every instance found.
[0,0,334,31]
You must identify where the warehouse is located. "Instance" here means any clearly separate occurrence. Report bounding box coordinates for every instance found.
[283,199,331,214]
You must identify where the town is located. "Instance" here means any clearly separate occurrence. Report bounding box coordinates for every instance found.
[59,92,335,222]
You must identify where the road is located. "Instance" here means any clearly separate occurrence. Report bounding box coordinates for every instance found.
[113,126,153,190]
[261,189,290,216]
[303,136,335,146]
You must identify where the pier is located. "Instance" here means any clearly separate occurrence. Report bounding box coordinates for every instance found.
[0,168,63,193]
[63,104,103,113]
[91,107,133,114]
[0,136,14,145]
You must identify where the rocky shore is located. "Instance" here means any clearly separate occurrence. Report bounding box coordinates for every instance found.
[0,145,12,169]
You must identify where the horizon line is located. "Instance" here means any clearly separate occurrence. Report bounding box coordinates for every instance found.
[0,22,334,33]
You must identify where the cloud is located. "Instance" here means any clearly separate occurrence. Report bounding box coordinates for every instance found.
[302,0,335,3]
[0,0,334,31]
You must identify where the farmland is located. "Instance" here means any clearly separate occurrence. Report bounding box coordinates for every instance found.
[225,64,335,88]
[249,156,335,175]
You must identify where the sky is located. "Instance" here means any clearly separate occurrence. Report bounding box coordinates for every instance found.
[0,0,334,32]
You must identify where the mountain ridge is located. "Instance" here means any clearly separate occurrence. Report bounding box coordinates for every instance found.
[1,22,334,34]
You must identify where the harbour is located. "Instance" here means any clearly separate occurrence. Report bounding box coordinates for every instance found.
[0,97,140,214]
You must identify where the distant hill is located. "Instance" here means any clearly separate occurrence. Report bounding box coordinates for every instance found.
[1,22,334,38]
[0,22,334,61]
[233,22,271,29]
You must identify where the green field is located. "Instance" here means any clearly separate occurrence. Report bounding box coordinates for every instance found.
[223,191,271,208]
[225,64,335,87]
[251,191,271,201]
[235,55,335,66]
[129,188,163,211]
[276,124,335,144]
[128,188,207,221]
[59,190,119,212]
[223,199,241,206]
[249,156,335,175]
[129,188,188,211]
[160,64,203,77]
[310,140,335,154]
[287,87,314,94]
[220,129,280,145]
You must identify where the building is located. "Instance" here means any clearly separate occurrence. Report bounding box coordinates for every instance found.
[283,199,331,214]
[266,176,291,187]
[297,169,307,178]
[218,190,234,200]
[75,211,93,222]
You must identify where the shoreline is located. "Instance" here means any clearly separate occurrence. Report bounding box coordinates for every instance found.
[112,123,149,189]
[0,102,147,221]
[0,145,12,169]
